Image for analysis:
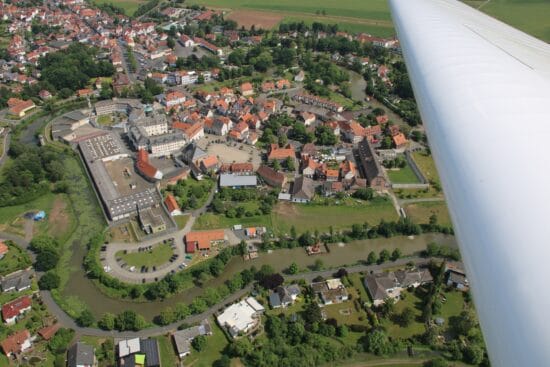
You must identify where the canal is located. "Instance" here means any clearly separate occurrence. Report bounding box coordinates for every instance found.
[63,233,456,320]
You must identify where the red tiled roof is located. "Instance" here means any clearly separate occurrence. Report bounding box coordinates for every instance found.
[231,163,253,173]
[164,194,180,213]
[200,155,218,169]
[136,149,158,179]
[185,230,225,250]
[0,241,8,256]
[393,133,407,147]
[240,82,253,92]
[37,324,60,340]
[268,144,295,161]
[8,100,35,116]
[1,329,30,356]
[2,296,31,321]
[376,115,389,124]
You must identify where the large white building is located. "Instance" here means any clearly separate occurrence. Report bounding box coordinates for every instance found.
[216,297,264,338]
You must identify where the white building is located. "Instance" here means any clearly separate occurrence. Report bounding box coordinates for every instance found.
[216,297,265,338]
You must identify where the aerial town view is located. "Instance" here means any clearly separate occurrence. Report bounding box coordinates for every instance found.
[0,0,547,366]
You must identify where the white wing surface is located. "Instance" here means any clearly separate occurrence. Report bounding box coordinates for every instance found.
[389,0,550,365]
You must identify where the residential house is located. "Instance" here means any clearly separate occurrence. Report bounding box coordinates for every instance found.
[364,268,433,306]
[67,342,97,367]
[311,278,349,305]
[117,337,160,367]
[2,295,32,325]
[8,99,35,117]
[267,144,295,162]
[240,82,254,96]
[256,165,287,188]
[185,230,225,253]
[217,297,265,338]
[164,194,182,216]
[1,329,32,357]
[393,133,408,149]
[446,262,469,290]
[300,111,316,126]
[0,241,8,259]
[0,268,33,292]
[291,176,315,203]
[172,320,212,358]
[269,285,301,309]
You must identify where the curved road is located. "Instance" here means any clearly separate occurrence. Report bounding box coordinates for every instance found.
[102,188,223,283]
[1,228,434,337]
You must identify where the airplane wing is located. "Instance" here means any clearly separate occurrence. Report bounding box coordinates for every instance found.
[389,0,550,365]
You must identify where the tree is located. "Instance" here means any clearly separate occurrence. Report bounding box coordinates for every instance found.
[285,156,295,171]
[98,313,116,330]
[353,188,374,201]
[315,125,337,145]
[463,344,484,365]
[192,335,207,351]
[391,248,402,261]
[260,273,284,290]
[272,159,281,171]
[288,262,299,275]
[378,249,390,264]
[313,259,324,271]
[38,271,60,290]
[303,302,322,326]
[364,329,393,356]
[397,307,415,327]
[367,251,378,265]
[35,248,60,271]
[213,355,231,367]
[76,309,95,327]
[48,328,74,354]
[423,358,448,367]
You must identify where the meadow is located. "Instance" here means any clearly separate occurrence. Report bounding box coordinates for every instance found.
[464,0,550,42]
[93,0,146,16]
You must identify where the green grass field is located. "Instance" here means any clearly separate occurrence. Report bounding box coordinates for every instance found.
[194,200,398,233]
[387,164,420,184]
[404,201,452,227]
[464,0,550,42]
[412,152,441,187]
[116,243,174,268]
[93,0,145,16]
[183,318,230,367]
[174,214,190,229]
[0,242,32,276]
[189,0,391,20]
[155,335,178,367]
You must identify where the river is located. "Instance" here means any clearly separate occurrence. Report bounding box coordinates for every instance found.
[63,233,455,320]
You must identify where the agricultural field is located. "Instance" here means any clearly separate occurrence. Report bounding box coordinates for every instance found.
[94,0,146,16]
[404,201,452,227]
[464,0,550,42]
[189,0,394,37]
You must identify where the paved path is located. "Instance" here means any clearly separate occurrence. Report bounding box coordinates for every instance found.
[2,228,435,337]
[101,188,222,283]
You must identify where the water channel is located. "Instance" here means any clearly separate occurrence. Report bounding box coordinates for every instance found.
[63,233,456,320]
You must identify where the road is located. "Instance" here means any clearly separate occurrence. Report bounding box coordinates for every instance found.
[0,130,10,168]
[101,188,222,283]
[2,228,436,337]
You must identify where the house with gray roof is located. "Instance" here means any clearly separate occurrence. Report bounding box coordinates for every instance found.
[67,342,96,367]
[291,176,315,203]
[364,268,433,306]
[0,268,33,292]
[219,173,257,188]
[172,319,212,358]
[269,285,301,309]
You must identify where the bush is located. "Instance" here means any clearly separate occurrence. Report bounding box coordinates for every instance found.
[38,272,61,290]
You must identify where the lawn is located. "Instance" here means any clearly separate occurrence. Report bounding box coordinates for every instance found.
[465,0,550,42]
[194,212,272,230]
[0,241,32,276]
[183,318,230,367]
[0,192,57,235]
[155,335,178,367]
[387,164,420,184]
[97,114,114,126]
[36,194,78,244]
[272,200,398,234]
[404,201,452,227]
[174,214,190,229]
[116,243,174,268]
[94,0,146,16]
[411,151,441,188]
[381,288,426,339]
[189,0,392,21]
